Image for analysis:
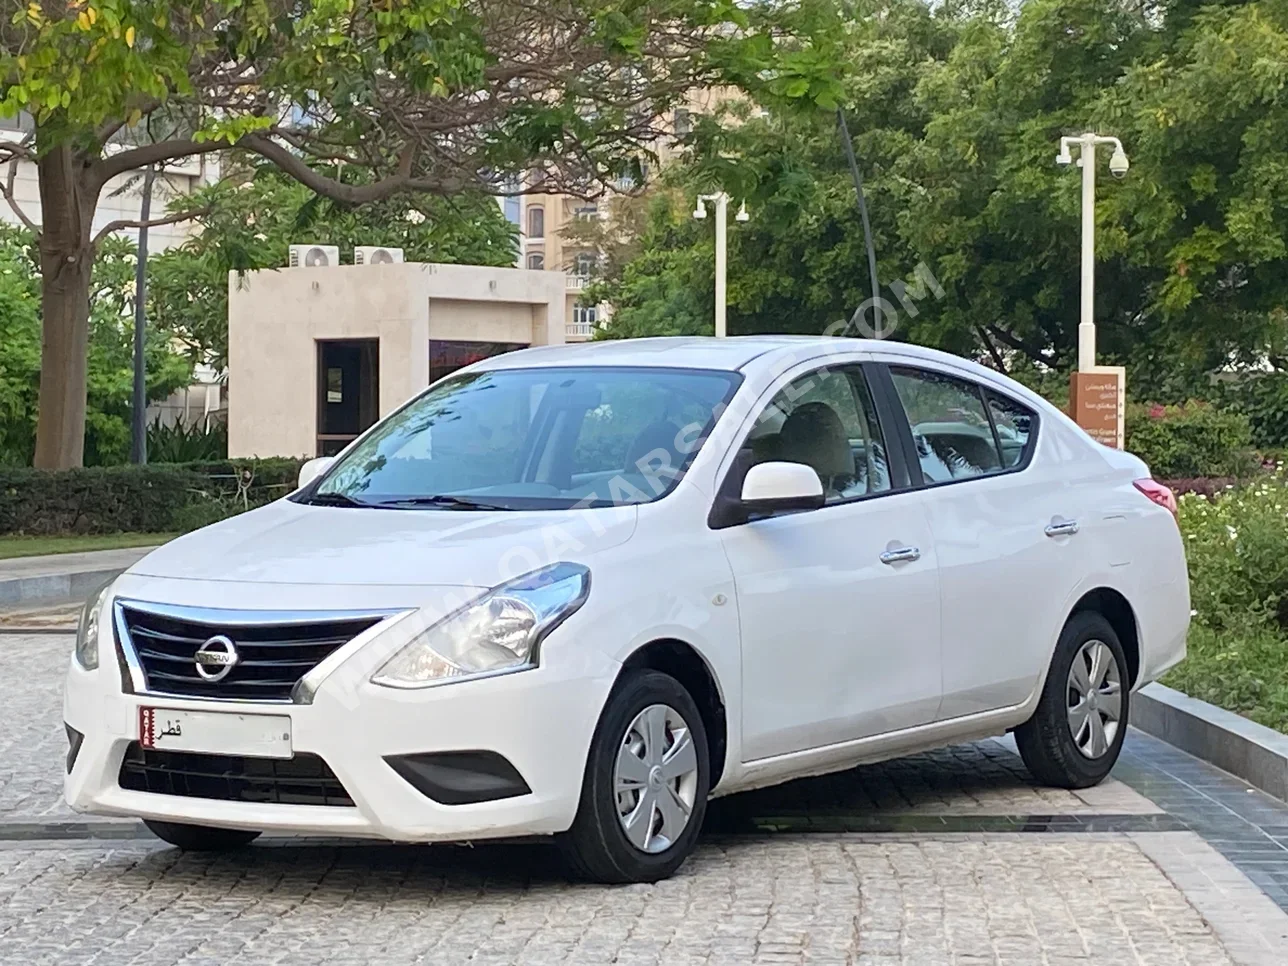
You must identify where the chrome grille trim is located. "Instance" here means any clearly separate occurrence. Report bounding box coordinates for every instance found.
[114,599,407,705]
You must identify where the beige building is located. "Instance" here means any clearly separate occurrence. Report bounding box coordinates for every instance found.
[513,95,729,341]
[227,261,568,459]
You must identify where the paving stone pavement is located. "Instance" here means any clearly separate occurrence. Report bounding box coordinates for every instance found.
[3,632,1287,964]
[0,835,1261,965]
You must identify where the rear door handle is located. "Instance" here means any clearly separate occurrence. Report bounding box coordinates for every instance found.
[1045,520,1080,538]
[880,546,921,565]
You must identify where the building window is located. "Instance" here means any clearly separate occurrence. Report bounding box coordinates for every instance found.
[503,196,521,227]
[573,252,595,277]
[574,205,599,221]
[527,253,545,270]
[527,206,544,239]
[573,305,598,326]
[673,108,691,137]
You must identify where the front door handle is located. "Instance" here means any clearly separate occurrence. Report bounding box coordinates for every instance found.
[880,546,921,565]
[1044,520,1080,538]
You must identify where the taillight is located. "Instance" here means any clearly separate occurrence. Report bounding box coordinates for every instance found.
[1134,478,1178,519]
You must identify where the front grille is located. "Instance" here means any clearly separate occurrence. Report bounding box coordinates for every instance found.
[118,743,355,807]
[119,605,382,702]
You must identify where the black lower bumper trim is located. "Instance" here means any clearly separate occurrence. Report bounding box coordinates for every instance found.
[384,751,531,806]
[65,724,84,774]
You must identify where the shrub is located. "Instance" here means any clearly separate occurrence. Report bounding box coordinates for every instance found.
[1125,401,1256,478]
[1215,373,1288,449]
[0,458,304,536]
[1165,476,1288,733]
[1178,481,1288,631]
[147,417,228,463]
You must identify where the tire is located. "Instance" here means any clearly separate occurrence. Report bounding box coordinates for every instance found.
[144,819,261,851]
[1016,610,1131,789]
[559,669,710,883]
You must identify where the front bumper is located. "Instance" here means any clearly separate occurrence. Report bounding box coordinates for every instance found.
[64,592,620,842]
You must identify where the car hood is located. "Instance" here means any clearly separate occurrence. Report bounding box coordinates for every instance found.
[128,498,638,588]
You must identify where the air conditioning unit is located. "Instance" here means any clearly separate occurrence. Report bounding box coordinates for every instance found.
[288,244,339,268]
[354,246,405,265]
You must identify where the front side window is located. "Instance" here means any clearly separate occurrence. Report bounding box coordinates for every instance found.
[309,367,741,510]
[527,206,545,238]
[889,366,1008,483]
[741,365,891,503]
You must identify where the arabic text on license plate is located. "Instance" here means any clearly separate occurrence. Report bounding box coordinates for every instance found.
[139,708,293,759]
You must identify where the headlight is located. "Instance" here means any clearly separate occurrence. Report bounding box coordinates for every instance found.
[74,583,111,671]
[371,562,590,689]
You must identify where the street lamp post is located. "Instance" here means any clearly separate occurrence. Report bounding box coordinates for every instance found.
[1057,132,1129,372]
[693,192,748,338]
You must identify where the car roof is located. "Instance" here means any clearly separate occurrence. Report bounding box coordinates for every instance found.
[467,336,954,374]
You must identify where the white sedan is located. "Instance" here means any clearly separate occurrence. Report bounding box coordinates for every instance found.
[64,337,1189,882]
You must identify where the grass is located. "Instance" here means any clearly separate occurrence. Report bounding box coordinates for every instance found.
[0,532,176,559]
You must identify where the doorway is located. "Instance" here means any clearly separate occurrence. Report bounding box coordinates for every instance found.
[316,339,379,456]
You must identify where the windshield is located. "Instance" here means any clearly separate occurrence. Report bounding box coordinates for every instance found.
[305,366,742,510]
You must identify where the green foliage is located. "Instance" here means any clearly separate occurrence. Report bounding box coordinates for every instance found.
[0,458,303,535]
[600,0,1288,394]
[1125,401,1255,478]
[146,418,227,463]
[1164,480,1288,732]
[148,171,518,366]
[1212,374,1288,449]
[0,224,192,466]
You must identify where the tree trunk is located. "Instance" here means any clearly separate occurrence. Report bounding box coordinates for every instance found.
[33,145,98,469]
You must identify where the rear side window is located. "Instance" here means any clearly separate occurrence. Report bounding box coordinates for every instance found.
[985,390,1036,469]
[889,366,1034,484]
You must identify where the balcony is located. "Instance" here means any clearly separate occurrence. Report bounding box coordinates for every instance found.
[566,320,595,341]
[566,274,591,291]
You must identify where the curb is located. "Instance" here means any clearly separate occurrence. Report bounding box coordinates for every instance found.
[1133,682,1288,802]
[0,567,123,609]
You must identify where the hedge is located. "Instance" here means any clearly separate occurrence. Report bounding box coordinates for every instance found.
[0,458,305,536]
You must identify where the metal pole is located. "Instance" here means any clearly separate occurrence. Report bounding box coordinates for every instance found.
[131,164,155,465]
[1078,133,1096,372]
[714,193,727,338]
[837,108,880,311]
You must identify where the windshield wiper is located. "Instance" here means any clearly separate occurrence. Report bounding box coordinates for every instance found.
[302,491,374,508]
[372,495,516,511]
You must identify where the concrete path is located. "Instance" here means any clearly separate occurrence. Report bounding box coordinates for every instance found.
[0,546,152,608]
[0,547,153,580]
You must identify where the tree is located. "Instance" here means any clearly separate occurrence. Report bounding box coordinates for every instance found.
[148,169,519,366]
[0,0,843,467]
[0,224,191,465]
[599,0,1288,402]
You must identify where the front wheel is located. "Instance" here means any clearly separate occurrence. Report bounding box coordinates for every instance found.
[1016,610,1130,789]
[559,670,709,883]
[144,819,261,851]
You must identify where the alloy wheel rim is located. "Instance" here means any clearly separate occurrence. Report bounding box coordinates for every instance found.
[1066,639,1123,759]
[613,703,699,854]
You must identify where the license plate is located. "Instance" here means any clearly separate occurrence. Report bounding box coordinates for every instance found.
[139,708,292,760]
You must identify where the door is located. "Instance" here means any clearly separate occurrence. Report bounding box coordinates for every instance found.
[316,339,379,456]
[717,363,942,762]
[883,362,1075,718]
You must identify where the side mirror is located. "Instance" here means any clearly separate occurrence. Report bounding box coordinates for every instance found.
[297,456,335,490]
[740,461,825,513]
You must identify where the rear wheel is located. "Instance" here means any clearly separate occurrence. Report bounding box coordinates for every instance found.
[559,670,709,883]
[1016,611,1130,789]
[144,819,261,851]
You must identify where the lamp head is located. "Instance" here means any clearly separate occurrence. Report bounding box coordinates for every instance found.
[1056,147,1073,166]
[692,199,707,220]
[735,201,749,223]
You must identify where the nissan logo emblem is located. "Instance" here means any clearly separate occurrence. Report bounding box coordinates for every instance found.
[193,635,240,682]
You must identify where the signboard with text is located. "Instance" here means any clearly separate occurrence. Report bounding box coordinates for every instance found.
[1071,367,1125,449]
